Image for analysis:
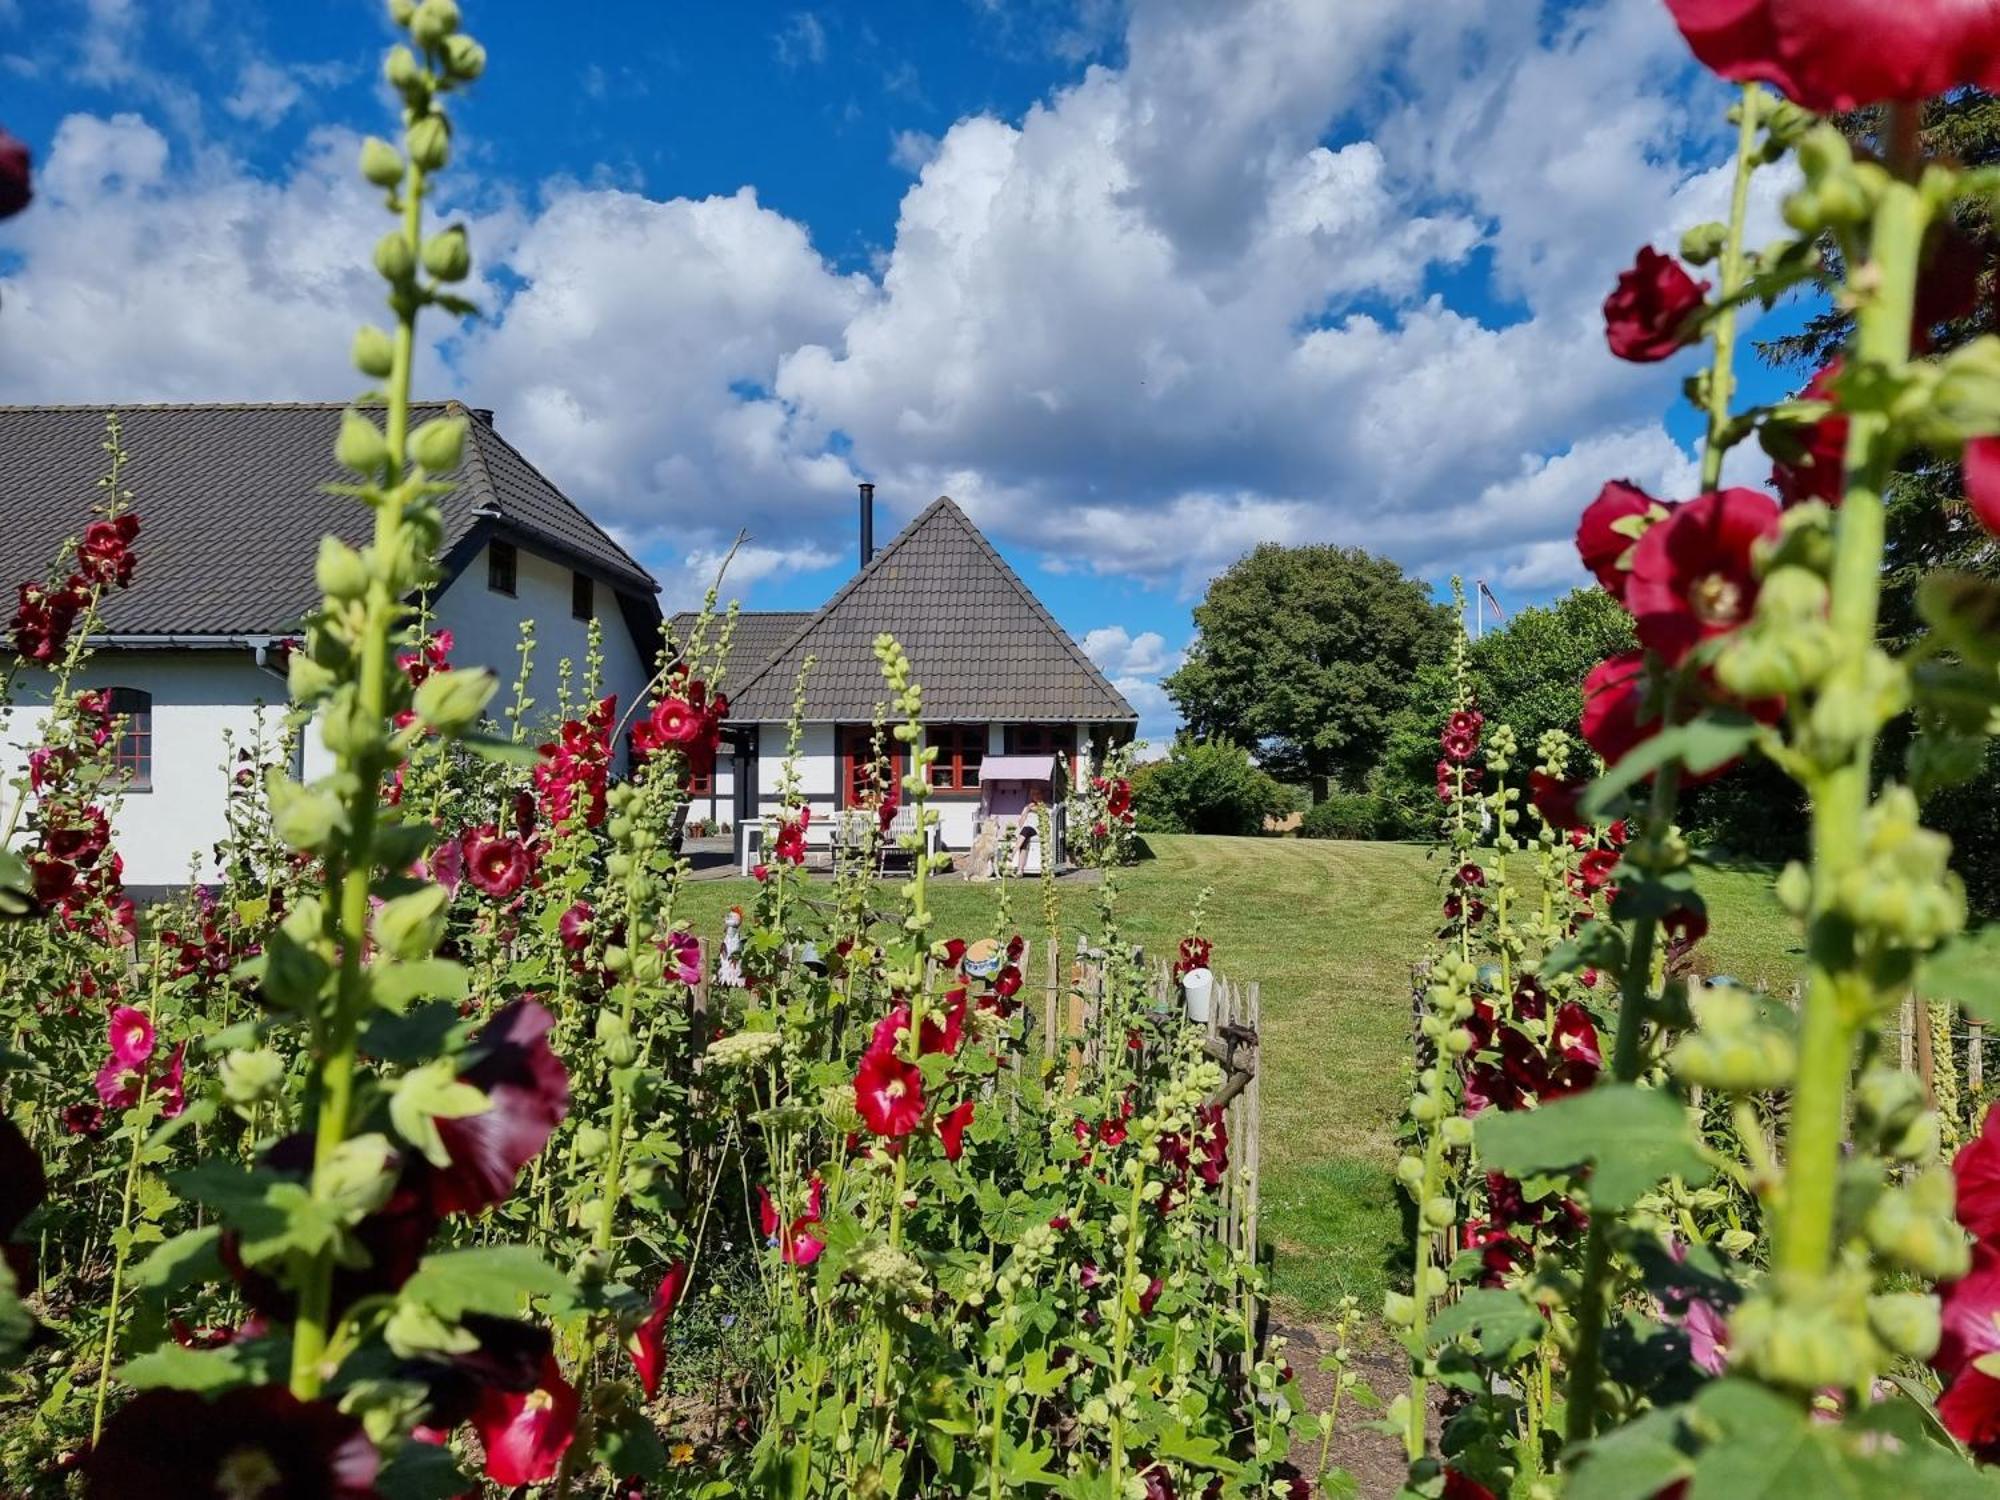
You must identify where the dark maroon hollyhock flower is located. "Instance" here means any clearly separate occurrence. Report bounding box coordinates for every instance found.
[1137,1276,1164,1316]
[1967,437,2000,541]
[1664,906,1710,949]
[1528,770,1588,832]
[1580,651,1654,767]
[406,1313,553,1431]
[463,825,532,900]
[63,1102,105,1137]
[1664,0,2000,115]
[630,1260,689,1400]
[11,579,84,663]
[1576,481,1670,600]
[76,514,140,589]
[422,1000,569,1217]
[1455,862,1486,888]
[558,899,594,953]
[85,1385,381,1499]
[1625,489,1782,666]
[1604,248,1708,362]
[0,130,28,219]
[1772,361,1848,509]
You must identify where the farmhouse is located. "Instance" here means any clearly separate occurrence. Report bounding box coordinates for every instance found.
[0,402,663,893]
[676,490,1137,860]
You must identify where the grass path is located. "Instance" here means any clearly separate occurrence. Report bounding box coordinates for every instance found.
[670,836,1800,1320]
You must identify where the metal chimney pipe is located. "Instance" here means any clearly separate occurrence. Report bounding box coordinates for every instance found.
[858,481,876,568]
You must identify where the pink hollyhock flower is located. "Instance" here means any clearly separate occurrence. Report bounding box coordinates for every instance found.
[107,1005,154,1067]
[1664,0,2000,114]
[938,1100,976,1162]
[1580,651,1654,767]
[96,1055,142,1110]
[1604,248,1709,362]
[427,831,465,895]
[757,1179,827,1266]
[1966,437,2000,540]
[854,1047,924,1138]
[470,1352,579,1486]
[1625,488,1782,666]
[1577,480,1671,600]
[1772,360,1848,508]
[630,1260,689,1400]
[86,1386,380,1499]
[0,130,30,219]
[423,1001,570,1216]
[152,1043,187,1120]
[463,825,532,900]
[661,929,701,987]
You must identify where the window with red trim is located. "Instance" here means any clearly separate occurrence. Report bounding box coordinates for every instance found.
[839,725,902,809]
[927,725,985,793]
[108,687,152,791]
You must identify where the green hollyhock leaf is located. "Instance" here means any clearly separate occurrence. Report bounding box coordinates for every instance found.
[371,958,469,1013]
[119,1342,249,1393]
[135,1225,222,1293]
[1924,927,2000,1024]
[1583,712,1762,819]
[1567,1405,1694,1500]
[1424,1287,1543,1360]
[398,1245,575,1321]
[1475,1084,1710,1211]
[1540,920,1627,980]
[374,1440,474,1500]
[0,846,32,917]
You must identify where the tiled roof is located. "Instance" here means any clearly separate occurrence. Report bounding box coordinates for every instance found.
[668,609,814,695]
[725,497,1135,724]
[0,402,657,637]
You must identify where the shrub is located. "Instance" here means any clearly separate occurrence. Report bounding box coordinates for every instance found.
[1298,790,1410,841]
[1129,737,1284,836]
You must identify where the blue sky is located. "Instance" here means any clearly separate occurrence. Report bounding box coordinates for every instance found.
[0,0,1817,742]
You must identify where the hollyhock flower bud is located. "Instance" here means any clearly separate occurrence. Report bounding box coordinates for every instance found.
[336,407,390,473]
[421,224,471,282]
[1576,480,1669,600]
[1603,247,1708,362]
[1665,0,2000,114]
[0,129,30,219]
[1625,488,1783,665]
[406,114,451,172]
[413,662,498,733]
[359,136,403,188]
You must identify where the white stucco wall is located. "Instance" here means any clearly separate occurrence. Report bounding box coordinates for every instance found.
[431,541,654,757]
[0,649,293,889]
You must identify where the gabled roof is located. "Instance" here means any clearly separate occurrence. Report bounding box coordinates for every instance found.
[668,609,814,696]
[725,497,1136,724]
[0,402,658,637]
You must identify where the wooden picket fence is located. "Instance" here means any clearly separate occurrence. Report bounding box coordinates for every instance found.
[1037,940,1265,1328]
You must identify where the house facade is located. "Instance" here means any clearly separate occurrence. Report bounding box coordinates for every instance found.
[0,402,662,894]
[677,495,1137,855]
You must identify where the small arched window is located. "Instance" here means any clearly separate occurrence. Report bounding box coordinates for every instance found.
[107,687,152,791]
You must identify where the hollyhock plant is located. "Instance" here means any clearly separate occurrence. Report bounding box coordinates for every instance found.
[630,1260,690,1399]
[855,1046,925,1138]
[469,1352,580,1487]
[1604,247,1709,362]
[85,1386,382,1499]
[421,1000,570,1217]
[1624,488,1782,664]
[1664,0,2000,113]
[1576,481,1671,600]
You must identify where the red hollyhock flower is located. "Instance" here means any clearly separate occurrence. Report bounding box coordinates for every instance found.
[1772,360,1848,508]
[1935,1248,2000,1457]
[1967,437,2000,540]
[470,1352,579,1487]
[938,1099,976,1162]
[11,579,85,663]
[1580,651,1654,766]
[85,1385,381,1499]
[1551,1003,1603,1069]
[0,130,29,219]
[1528,771,1588,831]
[630,1260,689,1400]
[462,825,533,900]
[77,514,140,589]
[1625,488,1781,665]
[854,1047,924,1137]
[1604,248,1708,362]
[558,900,594,953]
[1575,848,1621,893]
[756,1179,826,1266]
[1955,1104,2000,1245]
[1576,481,1670,600]
[151,1042,187,1120]
[106,1005,154,1067]
[1105,778,1132,817]
[921,990,968,1055]
[404,1314,552,1434]
[1664,0,2000,114]
[1440,728,1477,762]
[1456,862,1486,888]
[1442,1470,1500,1500]
[422,1001,569,1217]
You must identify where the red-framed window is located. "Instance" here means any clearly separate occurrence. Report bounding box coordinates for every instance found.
[687,749,714,798]
[927,725,985,794]
[1004,723,1077,776]
[839,725,903,809]
[108,687,152,791]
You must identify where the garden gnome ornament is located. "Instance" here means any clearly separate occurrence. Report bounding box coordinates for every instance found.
[717,906,745,987]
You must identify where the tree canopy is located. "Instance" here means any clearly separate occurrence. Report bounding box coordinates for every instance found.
[1164,543,1452,799]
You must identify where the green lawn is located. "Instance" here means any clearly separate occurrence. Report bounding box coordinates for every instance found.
[669,836,1801,1323]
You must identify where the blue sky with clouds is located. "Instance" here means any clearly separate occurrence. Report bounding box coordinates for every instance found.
[0,0,1816,743]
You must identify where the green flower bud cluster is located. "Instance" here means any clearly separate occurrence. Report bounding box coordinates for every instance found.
[1667,983,1796,1094]
[1853,1067,1940,1162]
[1484,722,1518,773]
[704,1030,783,1070]
[1782,124,1885,237]
[851,1242,929,1306]
[1731,1271,1887,1392]
[1715,566,1837,701]
[1829,785,1966,950]
[220,1047,287,1106]
[1863,1169,1970,1282]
